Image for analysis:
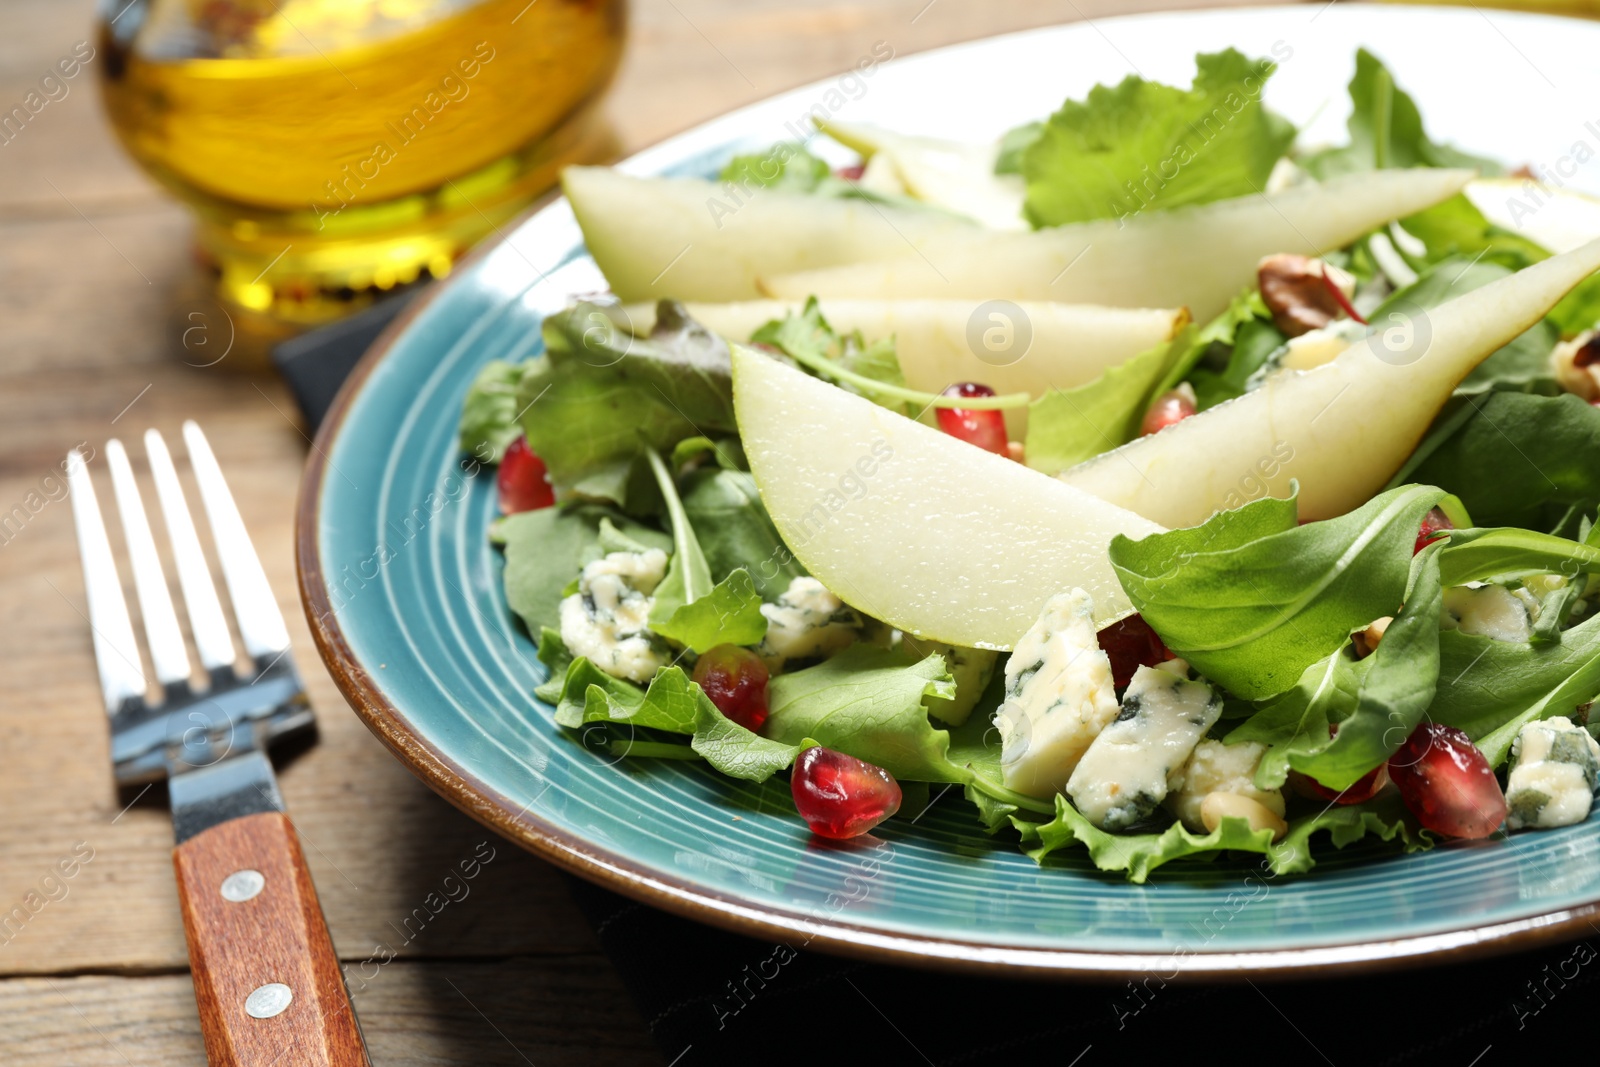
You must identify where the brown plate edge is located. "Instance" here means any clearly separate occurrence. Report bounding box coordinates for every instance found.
[287,188,1600,989]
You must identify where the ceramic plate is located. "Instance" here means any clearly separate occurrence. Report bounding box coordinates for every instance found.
[299,3,1600,977]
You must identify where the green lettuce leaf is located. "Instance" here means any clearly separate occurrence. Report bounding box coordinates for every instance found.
[1110,484,1446,699]
[1407,393,1600,533]
[1016,792,1428,882]
[518,301,737,503]
[1300,48,1503,178]
[499,505,672,637]
[1019,49,1294,227]
[763,646,964,783]
[458,360,527,463]
[1023,335,1183,472]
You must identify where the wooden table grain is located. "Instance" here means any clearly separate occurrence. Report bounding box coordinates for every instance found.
[0,1,1283,1062]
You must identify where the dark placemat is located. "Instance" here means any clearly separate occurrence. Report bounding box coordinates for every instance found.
[279,307,1585,1067]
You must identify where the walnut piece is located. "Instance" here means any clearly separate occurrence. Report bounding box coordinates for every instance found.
[1257,253,1357,338]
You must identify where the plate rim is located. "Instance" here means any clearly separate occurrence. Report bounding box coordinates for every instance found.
[295,3,1600,979]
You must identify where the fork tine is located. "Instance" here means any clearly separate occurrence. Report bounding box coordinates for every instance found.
[66,449,147,713]
[145,429,237,672]
[106,439,193,687]
[182,421,291,660]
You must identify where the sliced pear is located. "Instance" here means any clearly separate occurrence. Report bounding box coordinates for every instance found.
[819,119,1027,230]
[624,298,1187,437]
[561,166,974,302]
[1059,237,1600,527]
[760,169,1473,322]
[1467,178,1600,254]
[732,346,1164,649]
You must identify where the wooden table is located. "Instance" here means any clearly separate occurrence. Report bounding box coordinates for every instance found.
[0,1,1278,1062]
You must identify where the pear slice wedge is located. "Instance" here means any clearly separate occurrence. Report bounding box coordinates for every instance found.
[1059,236,1600,528]
[732,346,1163,649]
[759,169,1472,321]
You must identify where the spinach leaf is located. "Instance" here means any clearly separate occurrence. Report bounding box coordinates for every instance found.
[517,301,737,503]
[1407,393,1600,532]
[763,646,962,782]
[680,467,805,600]
[1019,49,1295,227]
[1110,485,1445,699]
[644,449,766,652]
[1186,316,1289,410]
[1299,49,1503,178]
[499,505,672,637]
[458,360,527,463]
[1430,609,1600,766]
[1023,335,1182,472]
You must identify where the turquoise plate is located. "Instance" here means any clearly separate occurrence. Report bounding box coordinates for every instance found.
[299,4,1600,975]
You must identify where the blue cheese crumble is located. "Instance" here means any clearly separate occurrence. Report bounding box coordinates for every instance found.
[558,548,671,683]
[903,636,998,727]
[1067,665,1222,831]
[1165,739,1287,833]
[995,589,1119,799]
[756,576,862,669]
[1442,584,1540,643]
[1506,716,1600,830]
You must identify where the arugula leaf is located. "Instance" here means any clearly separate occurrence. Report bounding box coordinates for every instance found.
[1438,526,1600,587]
[670,435,745,471]
[500,505,672,636]
[1282,547,1443,790]
[534,626,572,704]
[1227,649,1366,789]
[1019,49,1294,227]
[680,468,806,600]
[749,297,910,412]
[1408,393,1600,533]
[1153,288,1272,398]
[1017,792,1427,881]
[763,646,963,783]
[1300,49,1503,179]
[518,301,737,503]
[644,449,766,652]
[1023,336,1182,472]
[688,701,801,781]
[1110,485,1446,700]
[1370,258,1558,395]
[1396,194,1548,273]
[459,360,527,463]
[1186,316,1290,410]
[1430,609,1600,766]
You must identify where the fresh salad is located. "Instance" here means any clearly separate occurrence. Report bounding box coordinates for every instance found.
[458,49,1600,882]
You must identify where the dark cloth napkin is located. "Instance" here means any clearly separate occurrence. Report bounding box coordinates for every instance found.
[279,309,1592,1067]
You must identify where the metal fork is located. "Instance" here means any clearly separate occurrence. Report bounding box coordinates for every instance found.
[68,421,369,1067]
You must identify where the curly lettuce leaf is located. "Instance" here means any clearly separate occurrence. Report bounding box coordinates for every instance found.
[1016,793,1428,882]
[1111,485,1446,700]
[1019,49,1294,227]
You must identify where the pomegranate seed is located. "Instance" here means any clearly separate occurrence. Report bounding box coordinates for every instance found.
[935,383,1008,455]
[1388,723,1506,839]
[834,163,866,181]
[691,644,770,732]
[791,746,902,839]
[1292,764,1389,805]
[1414,506,1454,554]
[497,437,554,514]
[1140,386,1197,436]
[1097,614,1170,689]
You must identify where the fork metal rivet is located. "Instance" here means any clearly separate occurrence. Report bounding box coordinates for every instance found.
[245,983,292,1019]
[220,869,265,903]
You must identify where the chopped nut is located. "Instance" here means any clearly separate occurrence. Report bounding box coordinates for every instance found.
[1258,253,1358,337]
[1005,440,1025,464]
[1199,791,1288,841]
[1552,330,1600,402]
[1352,615,1393,659]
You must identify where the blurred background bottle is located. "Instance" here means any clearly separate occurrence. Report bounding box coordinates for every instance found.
[98,0,627,367]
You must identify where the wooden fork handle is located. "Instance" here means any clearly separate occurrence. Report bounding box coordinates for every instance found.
[173,812,370,1066]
